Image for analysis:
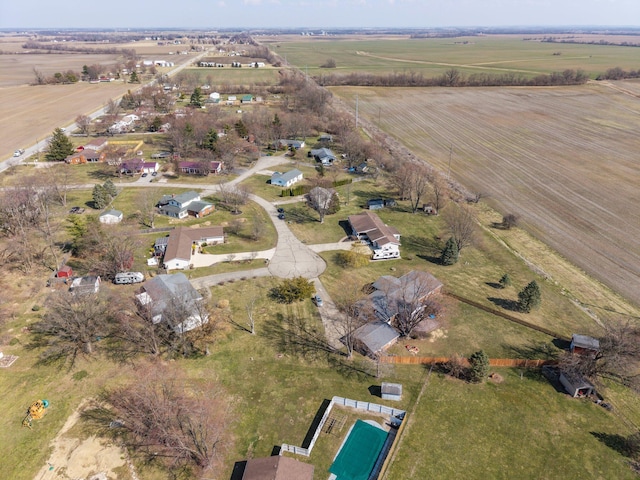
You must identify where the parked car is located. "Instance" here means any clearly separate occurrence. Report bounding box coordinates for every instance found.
[277,207,284,213]
[151,171,158,176]
[141,172,148,177]
[151,151,171,159]
[13,149,25,157]
[313,295,323,307]
[277,213,285,220]
[69,206,85,214]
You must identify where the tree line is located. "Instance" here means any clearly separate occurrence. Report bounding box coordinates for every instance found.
[315,68,589,87]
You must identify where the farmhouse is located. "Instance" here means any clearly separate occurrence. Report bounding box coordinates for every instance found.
[309,147,336,165]
[99,209,123,224]
[277,139,305,149]
[348,210,401,259]
[271,169,303,188]
[157,191,214,219]
[363,270,443,325]
[120,159,159,175]
[65,150,105,164]
[178,160,223,175]
[83,137,108,151]
[135,273,208,333]
[162,226,224,270]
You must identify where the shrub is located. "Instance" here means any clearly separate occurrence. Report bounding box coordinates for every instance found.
[31,305,40,312]
[270,277,315,303]
[498,274,512,288]
[336,249,369,268]
[441,237,459,265]
[72,370,89,381]
[518,280,541,313]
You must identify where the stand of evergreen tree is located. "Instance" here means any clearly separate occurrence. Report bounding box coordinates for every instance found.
[441,237,459,265]
[45,128,75,161]
[517,280,541,313]
[469,350,490,382]
[189,87,204,108]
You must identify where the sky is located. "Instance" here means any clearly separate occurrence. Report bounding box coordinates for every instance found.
[1,0,639,30]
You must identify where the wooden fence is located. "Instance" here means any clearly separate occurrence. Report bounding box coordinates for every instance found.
[379,356,555,368]
[445,292,570,341]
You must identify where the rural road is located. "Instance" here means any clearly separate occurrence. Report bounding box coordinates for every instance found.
[0,49,211,174]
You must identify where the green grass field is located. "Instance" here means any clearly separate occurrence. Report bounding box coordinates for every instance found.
[180,67,280,86]
[274,36,640,79]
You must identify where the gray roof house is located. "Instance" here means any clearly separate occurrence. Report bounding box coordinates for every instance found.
[352,321,400,358]
[135,273,208,334]
[158,191,213,219]
[309,147,336,165]
[278,139,305,149]
[271,169,303,188]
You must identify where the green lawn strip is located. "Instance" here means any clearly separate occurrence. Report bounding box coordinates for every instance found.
[386,369,637,480]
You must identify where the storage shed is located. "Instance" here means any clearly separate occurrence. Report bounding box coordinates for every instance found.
[56,265,74,278]
[381,382,403,401]
[559,371,596,398]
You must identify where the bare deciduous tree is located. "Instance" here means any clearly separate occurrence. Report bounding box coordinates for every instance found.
[75,114,91,136]
[407,163,432,213]
[29,291,112,367]
[443,203,479,253]
[306,186,336,224]
[429,170,449,213]
[88,366,227,475]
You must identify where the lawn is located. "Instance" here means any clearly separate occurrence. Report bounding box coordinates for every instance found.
[179,67,281,86]
[386,368,638,479]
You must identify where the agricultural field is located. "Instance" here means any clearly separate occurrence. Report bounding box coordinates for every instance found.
[179,66,281,87]
[270,34,640,79]
[329,84,640,307]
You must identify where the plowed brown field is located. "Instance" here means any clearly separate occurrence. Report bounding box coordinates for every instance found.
[332,83,640,306]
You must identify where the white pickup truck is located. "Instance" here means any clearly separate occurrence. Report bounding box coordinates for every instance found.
[13,149,25,157]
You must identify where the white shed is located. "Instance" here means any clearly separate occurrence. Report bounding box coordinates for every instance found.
[99,209,123,224]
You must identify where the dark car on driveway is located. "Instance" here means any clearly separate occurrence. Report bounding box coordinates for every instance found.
[313,295,323,307]
[141,172,148,177]
[277,207,284,213]
[277,213,285,220]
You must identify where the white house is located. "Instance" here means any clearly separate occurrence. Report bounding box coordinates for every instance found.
[162,226,224,270]
[271,169,303,188]
[99,209,123,224]
[135,273,208,333]
[157,191,213,219]
[348,210,401,259]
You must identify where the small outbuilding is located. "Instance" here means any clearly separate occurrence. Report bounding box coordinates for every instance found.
[559,370,596,398]
[99,209,123,224]
[570,334,600,358]
[241,455,314,480]
[56,265,74,278]
[381,382,403,401]
[351,321,400,358]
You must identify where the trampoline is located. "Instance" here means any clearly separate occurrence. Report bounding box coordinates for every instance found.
[329,419,388,480]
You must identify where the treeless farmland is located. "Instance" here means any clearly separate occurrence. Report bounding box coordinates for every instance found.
[331,84,640,306]
[0,82,132,159]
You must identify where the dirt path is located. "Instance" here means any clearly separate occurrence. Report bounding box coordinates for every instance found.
[34,400,131,480]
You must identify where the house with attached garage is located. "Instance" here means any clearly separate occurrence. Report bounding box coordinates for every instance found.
[135,273,208,333]
[119,159,159,175]
[178,160,223,175]
[348,210,401,259]
[65,150,105,164]
[157,191,214,219]
[271,169,303,188]
[277,139,305,150]
[351,321,400,358]
[83,137,109,151]
[162,226,224,270]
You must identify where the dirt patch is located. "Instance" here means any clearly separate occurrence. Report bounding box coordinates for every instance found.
[34,400,132,480]
[488,373,504,384]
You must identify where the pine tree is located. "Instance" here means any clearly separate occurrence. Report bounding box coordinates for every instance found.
[92,184,109,209]
[234,119,247,138]
[189,87,203,107]
[441,237,459,265]
[149,116,163,132]
[498,273,512,288]
[129,71,139,83]
[45,128,75,161]
[518,280,541,313]
[103,179,117,199]
[469,350,490,383]
[204,128,218,151]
